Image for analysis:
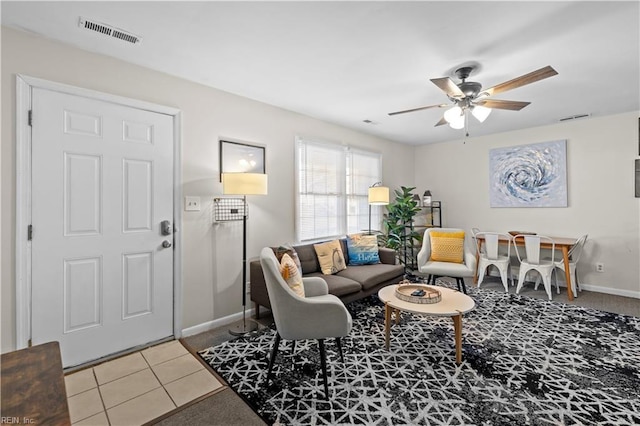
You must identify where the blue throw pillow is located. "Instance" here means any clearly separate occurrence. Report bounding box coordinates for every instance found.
[346,234,380,265]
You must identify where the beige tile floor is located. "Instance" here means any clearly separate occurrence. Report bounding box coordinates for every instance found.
[64,340,224,426]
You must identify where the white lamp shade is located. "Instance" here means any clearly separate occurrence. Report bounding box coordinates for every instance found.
[368,186,390,205]
[472,105,492,123]
[444,106,463,124]
[222,173,268,195]
[448,115,465,129]
[444,106,465,129]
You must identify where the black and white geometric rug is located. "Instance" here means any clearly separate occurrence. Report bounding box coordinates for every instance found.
[199,280,640,425]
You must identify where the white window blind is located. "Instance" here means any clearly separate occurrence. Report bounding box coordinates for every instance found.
[346,149,383,235]
[296,137,382,242]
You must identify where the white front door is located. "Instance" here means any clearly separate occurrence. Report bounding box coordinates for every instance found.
[30,87,175,367]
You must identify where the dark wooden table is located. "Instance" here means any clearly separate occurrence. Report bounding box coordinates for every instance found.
[1,341,71,425]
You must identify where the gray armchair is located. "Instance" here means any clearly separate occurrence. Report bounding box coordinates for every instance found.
[416,228,477,294]
[259,247,352,399]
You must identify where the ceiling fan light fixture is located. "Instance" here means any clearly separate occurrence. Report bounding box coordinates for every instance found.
[471,105,492,123]
[448,118,465,129]
[388,65,557,136]
[444,106,463,124]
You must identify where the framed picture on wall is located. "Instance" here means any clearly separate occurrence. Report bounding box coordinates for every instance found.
[219,139,266,182]
[489,140,568,208]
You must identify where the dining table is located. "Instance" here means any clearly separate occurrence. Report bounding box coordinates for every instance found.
[474,233,578,301]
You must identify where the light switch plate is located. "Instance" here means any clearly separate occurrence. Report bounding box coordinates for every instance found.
[185,196,201,211]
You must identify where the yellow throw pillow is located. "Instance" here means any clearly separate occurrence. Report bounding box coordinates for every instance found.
[280,253,305,297]
[313,239,347,275]
[430,231,465,263]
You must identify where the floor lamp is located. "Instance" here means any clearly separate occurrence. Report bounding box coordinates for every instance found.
[222,172,268,336]
[368,183,389,235]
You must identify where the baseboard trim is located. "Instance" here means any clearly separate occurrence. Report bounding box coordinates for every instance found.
[542,279,640,299]
[523,278,640,299]
[487,270,640,300]
[578,284,640,299]
[182,308,256,337]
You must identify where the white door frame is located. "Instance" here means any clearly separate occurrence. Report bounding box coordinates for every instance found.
[15,74,183,349]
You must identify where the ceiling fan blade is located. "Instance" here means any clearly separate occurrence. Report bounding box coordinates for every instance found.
[434,117,448,127]
[430,77,465,98]
[476,99,531,111]
[388,103,448,116]
[481,66,558,97]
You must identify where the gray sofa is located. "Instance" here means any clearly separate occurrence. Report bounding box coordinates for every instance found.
[250,238,405,318]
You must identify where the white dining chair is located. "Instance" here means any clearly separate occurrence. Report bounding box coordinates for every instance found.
[475,232,513,292]
[514,234,556,300]
[470,227,481,255]
[533,233,588,297]
[553,234,588,296]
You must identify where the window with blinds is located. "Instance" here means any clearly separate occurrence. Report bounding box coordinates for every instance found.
[295,137,383,242]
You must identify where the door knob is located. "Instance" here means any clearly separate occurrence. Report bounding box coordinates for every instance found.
[162,240,172,248]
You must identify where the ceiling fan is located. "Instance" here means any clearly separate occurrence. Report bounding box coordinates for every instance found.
[389,65,558,134]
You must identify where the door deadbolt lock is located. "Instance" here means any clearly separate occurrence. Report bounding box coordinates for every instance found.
[161,220,172,236]
[162,240,172,248]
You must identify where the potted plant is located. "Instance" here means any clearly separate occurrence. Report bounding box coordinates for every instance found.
[379,186,423,270]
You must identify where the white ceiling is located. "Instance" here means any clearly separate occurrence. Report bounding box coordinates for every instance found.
[2,1,639,145]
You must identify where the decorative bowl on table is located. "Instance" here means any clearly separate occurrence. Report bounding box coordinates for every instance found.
[395,283,441,304]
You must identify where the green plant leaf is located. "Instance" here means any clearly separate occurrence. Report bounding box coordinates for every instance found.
[381,185,425,269]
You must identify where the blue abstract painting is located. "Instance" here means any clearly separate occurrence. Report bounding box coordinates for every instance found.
[489,140,567,208]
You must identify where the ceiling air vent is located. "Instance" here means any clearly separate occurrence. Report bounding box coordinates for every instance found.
[559,113,591,122]
[78,17,142,44]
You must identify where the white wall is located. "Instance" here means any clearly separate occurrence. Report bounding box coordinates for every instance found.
[414,113,640,297]
[0,27,415,352]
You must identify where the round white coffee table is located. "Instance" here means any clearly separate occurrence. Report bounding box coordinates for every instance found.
[378,284,476,364]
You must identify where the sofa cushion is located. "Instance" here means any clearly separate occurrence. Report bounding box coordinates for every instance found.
[304,272,362,296]
[314,239,347,275]
[272,243,302,272]
[346,234,380,265]
[378,247,397,265]
[294,243,320,274]
[337,263,405,290]
[339,238,349,261]
[279,253,305,298]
